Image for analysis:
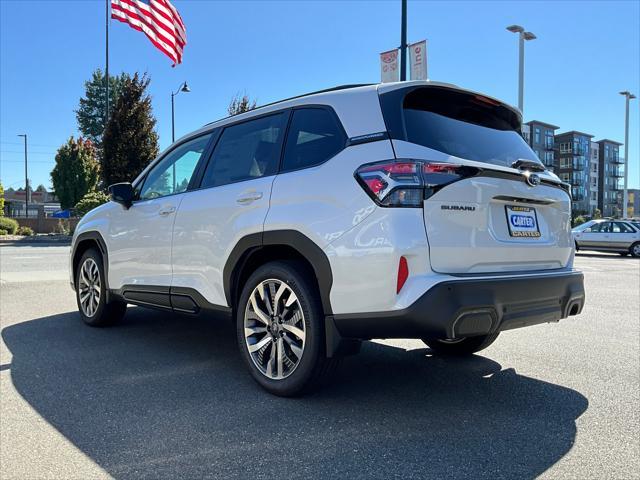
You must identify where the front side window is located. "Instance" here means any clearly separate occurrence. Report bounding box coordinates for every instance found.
[282,108,346,171]
[201,113,286,188]
[139,134,212,201]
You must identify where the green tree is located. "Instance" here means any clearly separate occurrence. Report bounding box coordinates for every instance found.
[102,73,159,186]
[50,137,101,210]
[35,184,47,193]
[0,182,5,216]
[593,208,602,219]
[74,190,110,217]
[228,93,257,116]
[76,69,129,149]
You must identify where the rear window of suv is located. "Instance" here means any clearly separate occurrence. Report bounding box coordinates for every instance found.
[381,86,542,169]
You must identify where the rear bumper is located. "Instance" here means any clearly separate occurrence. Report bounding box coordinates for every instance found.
[332,271,585,340]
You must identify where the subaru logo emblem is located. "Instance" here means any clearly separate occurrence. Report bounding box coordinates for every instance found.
[526,173,541,187]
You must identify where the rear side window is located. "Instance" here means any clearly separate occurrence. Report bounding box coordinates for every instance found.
[614,222,634,233]
[201,113,286,188]
[382,87,542,169]
[282,108,346,171]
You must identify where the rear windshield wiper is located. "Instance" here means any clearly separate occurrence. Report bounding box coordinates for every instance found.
[511,159,546,172]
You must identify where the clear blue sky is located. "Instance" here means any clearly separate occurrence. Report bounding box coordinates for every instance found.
[1,0,639,191]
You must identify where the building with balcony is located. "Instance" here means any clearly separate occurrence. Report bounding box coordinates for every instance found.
[555,131,594,214]
[596,139,624,217]
[524,120,559,171]
[589,142,599,213]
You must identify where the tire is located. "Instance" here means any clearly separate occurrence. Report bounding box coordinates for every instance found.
[630,242,640,258]
[236,260,338,396]
[619,252,629,257]
[75,248,127,327]
[422,332,500,356]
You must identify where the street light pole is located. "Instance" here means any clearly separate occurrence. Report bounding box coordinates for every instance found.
[171,81,191,143]
[17,134,28,218]
[506,25,536,113]
[620,90,636,218]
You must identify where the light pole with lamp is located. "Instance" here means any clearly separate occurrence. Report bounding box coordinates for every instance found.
[17,134,29,218]
[506,25,536,113]
[619,90,636,218]
[171,81,191,143]
[170,82,190,192]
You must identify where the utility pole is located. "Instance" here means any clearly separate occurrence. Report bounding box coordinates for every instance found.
[17,134,28,217]
[506,25,536,113]
[400,0,407,81]
[620,90,636,218]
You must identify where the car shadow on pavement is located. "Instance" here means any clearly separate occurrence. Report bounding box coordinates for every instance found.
[2,307,588,480]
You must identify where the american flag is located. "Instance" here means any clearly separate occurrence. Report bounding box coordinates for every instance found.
[111,0,186,66]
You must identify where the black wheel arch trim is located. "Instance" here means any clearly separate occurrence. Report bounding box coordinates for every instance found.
[71,231,110,291]
[223,230,334,315]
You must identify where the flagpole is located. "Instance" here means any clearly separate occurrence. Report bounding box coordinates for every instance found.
[105,0,109,130]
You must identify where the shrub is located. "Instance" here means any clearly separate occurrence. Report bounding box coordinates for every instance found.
[0,229,8,236]
[17,226,34,236]
[0,217,19,234]
[572,215,587,227]
[74,190,110,218]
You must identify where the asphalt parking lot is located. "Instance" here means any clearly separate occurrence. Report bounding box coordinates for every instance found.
[1,245,638,479]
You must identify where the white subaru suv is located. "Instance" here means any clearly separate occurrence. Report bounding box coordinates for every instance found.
[70,81,585,396]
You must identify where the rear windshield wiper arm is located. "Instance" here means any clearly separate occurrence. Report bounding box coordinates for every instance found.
[511,159,546,172]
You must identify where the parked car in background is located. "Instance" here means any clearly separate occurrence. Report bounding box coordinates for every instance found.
[573,219,640,257]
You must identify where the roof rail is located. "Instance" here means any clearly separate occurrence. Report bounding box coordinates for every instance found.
[204,83,375,126]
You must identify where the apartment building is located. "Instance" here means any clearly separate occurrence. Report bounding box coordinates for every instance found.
[627,189,640,218]
[589,142,599,213]
[555,131,593,214]
[524,120,559,170]
[596,139,624,217]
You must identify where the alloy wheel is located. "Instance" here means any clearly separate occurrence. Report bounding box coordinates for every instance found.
[78,258,101,317]
[633,243,640,257]
[243,279,306,380]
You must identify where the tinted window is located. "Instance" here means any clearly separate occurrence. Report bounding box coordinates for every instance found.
[202,113,285,188]
[589,222,605,232]
[282,108,345,171]
[139,134,212,200]
[614,222,634,233]
[386,87,541,168]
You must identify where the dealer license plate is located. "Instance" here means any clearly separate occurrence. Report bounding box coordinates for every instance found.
[505,205,541,238]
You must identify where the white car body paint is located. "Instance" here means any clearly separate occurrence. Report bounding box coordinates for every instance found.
[70,80,581,321]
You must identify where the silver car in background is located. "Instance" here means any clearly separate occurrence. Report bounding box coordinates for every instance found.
[573,219,640,257]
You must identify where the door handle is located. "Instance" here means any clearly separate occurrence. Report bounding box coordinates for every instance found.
[158,206,176,216]
[236,192,263,204]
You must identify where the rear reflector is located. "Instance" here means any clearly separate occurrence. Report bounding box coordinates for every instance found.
[355,160,478,207]
[397,256,409,293]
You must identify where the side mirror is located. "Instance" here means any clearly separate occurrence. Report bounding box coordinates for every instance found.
[109,182,135,209]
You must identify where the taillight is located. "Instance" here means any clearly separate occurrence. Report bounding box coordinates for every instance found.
[355,160,477,207]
